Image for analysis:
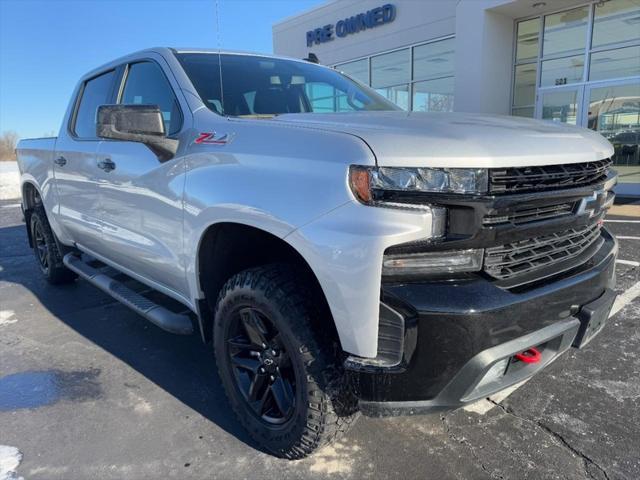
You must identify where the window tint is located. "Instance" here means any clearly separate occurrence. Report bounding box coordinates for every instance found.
[371,49,410,88]
[176,53,398,116]
[513,63,538,107]
[74,70,115,138]
[515,18,540,63]
[412,77,454,112]
[543,6,589,57]
[592,0,640,48]
[412,38,455,81]
[121,62,182,135]
[376,84,409,111]
[590,45,640,81]
[336,59,369,84]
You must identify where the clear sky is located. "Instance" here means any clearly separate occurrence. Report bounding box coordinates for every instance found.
[0,0,325,139]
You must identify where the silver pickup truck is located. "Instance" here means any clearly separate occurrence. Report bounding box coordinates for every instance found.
[17,47,618,459]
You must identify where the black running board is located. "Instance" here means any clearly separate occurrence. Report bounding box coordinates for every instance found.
[63,253,194,335]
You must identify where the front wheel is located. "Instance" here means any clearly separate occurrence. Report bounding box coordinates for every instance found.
[213,264,359,459]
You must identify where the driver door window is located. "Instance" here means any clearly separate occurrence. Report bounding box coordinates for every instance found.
[120,61,182,134]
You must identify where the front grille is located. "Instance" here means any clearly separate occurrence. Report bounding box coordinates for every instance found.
[484,223,602,281]
[489,158,612,194]
[483,202,575,226]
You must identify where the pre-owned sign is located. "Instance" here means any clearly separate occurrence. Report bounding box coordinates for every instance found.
[306,4,396,47]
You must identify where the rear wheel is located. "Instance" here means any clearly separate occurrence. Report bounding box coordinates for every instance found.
[30,206,77,284]
[213,264,359,459]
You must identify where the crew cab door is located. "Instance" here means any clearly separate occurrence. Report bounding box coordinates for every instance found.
[96,59,189,299]
[53,69,117,252]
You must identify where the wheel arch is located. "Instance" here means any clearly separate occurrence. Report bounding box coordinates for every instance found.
[21,181,42,247]
[195,222,339,348]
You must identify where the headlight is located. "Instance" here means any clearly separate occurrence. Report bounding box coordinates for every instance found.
[350,165,488,203]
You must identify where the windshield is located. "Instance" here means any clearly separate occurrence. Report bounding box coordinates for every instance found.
[175,52,400,117]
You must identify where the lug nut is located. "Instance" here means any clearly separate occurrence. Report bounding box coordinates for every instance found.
[270,375,275,381]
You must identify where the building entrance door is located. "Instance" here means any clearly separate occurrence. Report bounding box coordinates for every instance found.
[537,85,583,126]
[583,80,640,188]
[535,80,640,194]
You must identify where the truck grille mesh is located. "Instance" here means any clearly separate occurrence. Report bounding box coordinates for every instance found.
[483,202,575,226]
[489,158,612,194]
[484,223,602,280]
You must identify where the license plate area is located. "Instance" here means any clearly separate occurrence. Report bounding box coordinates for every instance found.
[573,288,616,349]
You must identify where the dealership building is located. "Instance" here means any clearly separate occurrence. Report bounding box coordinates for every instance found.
[273,0,640,195]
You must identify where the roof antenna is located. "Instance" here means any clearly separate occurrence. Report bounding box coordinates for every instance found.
[215,0,225,115]
[304,53,319,64]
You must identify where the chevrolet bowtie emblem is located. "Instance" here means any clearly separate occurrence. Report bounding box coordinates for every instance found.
[576,189,606,218]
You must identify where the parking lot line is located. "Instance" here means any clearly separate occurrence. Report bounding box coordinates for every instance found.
[605,220,640,223]
[616,236,640,240]
[611,281,640,318]
[617,259,640,267]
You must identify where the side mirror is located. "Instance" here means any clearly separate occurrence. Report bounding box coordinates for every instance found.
[96,105,178,161]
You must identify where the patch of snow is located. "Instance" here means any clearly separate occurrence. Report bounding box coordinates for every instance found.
[0,162,20,201]
[0,311,17,326]
[0,445,24,480]
[307,442,360,475]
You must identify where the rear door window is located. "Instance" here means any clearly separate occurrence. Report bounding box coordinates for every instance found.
[73,70,116,138]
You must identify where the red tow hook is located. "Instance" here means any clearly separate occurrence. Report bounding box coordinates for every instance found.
[514,347,542,364]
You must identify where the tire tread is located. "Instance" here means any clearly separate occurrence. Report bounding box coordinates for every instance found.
[214,263,359,459]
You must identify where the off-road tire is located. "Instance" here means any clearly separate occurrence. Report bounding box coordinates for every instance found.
[30,205,77,284]
[213,264,359,459]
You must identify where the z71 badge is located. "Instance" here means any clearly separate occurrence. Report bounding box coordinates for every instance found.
[194,132,234,145]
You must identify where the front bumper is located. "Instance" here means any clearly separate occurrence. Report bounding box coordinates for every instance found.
[348,229,618,417]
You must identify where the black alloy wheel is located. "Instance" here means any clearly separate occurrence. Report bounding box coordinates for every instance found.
[33,219,49,274]
[213,264,360,459]
[226,306,296,424]
[29,205,77,284]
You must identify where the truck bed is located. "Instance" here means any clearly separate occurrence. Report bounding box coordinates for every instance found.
[16,137,57,185]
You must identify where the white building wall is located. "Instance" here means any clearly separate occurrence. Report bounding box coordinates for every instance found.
[453,0,515,115]
[272,0,606,114]
[272,0,457,66]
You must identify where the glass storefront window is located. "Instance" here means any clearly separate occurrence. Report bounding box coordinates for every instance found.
[587,83,640,183]
[376,84,409,110]
[540,54,585,87]
[371,49,410,88]
[590,45,640,82]
[336,58,369,85]
[513,2,640,192]
[543,6,589,57]
[516,18,540,62]
[412,77,454,112]
[413,38,455,81]
[332,37,455,111]
[513,63,537,107]
[541,90,579,124]
[592,0,640,48]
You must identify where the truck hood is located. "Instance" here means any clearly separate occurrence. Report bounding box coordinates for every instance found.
[271,111,614,168]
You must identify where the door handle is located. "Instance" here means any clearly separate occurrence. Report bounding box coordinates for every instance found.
[97,158,116,172]
[54,156,67,167]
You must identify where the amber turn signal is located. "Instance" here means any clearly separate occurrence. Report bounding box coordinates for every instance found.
[349,166,372,203]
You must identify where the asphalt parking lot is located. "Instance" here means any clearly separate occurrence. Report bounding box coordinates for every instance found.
[1,195,639,480]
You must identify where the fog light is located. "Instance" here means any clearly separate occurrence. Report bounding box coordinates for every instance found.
[475,358,509,391]
[382,249,483,277]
